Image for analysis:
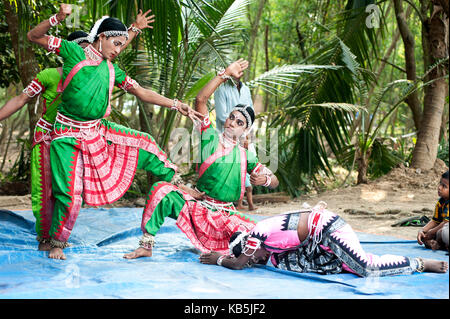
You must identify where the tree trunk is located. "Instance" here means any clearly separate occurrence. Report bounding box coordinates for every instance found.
[411,0,449,169]
[393,0,423,131]
[244,0,266,82]
[356,148,371,184]
[3,0,41,143]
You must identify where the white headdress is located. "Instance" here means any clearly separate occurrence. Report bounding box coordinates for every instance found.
[86,16,130,44]
[87,16,109,43]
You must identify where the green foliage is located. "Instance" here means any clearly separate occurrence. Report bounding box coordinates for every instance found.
[367,138,403,178]
[437,138,449,167]
[1,138,31,183]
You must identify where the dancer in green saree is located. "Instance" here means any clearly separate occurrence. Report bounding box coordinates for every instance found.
[1,10,153,253]
[0,32,90,251]
[124,59,279,259]
[27,4,203,259]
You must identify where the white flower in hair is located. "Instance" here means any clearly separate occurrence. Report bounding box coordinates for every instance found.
[87,15,109,43]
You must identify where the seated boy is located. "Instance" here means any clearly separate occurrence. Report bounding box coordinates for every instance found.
[417,171,449,251]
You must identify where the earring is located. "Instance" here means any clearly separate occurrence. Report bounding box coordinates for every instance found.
[99,39,102,52]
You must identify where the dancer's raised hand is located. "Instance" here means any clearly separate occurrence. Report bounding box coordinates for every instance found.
[133,9,155,30]
[57,4,72,22]
[225,58,249,79]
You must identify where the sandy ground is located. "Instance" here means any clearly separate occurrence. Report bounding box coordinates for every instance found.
[1,160,447,241]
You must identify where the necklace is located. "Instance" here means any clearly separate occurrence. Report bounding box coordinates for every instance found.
[84,45,103,61]
[220,133,238,148]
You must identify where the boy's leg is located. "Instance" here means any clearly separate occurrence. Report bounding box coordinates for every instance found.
[237,173,252,210]
[48,138,84,259]
[30,140,54,251]
[246,186,257,211]
[441,223,449,249]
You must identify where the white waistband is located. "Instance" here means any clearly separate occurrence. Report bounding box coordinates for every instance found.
[55,112,101,129]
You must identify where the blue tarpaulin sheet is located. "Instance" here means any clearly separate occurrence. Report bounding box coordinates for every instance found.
[0,208,448,299]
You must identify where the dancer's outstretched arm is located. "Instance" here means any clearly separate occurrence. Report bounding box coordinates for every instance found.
[127,85,204,122]
[27,3,72,49]
[0,93,32,123]
[200,250,252,270]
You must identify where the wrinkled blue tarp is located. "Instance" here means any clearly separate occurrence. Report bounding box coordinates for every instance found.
[0,208,448,299]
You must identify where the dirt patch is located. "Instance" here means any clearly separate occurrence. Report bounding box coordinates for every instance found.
[1,159,447,241]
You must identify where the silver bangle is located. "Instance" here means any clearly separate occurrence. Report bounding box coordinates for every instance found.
[263,175,272,187]
[217,255,226,266]
[218,68,231,80]
[128,24,142,34]
[171,98,179,111]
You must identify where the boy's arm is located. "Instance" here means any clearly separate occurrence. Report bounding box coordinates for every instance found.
[418,220,440,244]
[27,4,72,50]
[424,221,446,240]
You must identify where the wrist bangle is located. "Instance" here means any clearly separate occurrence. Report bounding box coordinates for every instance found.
[263,175,272,187]
[49,14,60,27]
[128,24,142,34]
[171,98,179,111]
[218,68,231,80]
[217,255,226,266]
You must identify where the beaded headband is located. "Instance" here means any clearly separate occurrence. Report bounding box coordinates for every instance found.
[229,232,248,256]
[231,105,253,129]
[87,16,129,43]
[71,37,89,44]
[102,30,129,39]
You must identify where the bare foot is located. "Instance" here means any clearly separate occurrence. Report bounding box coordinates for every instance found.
[38,242,52,251]
[236,205,245,211]
[248,205,258,211]
[423,259,448,273]
[49,247,66,260]
[123,247,152,259]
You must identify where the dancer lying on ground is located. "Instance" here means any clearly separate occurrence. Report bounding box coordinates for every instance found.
[26,4,203,260]
[417,170,449,251]
[0,10,154,253]
[124,59,279,259]
[200,202,448,276]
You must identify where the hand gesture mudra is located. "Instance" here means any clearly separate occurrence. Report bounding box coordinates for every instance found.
[225,58,249,79]
[57,4,72,22]
[176,101,205,123]
[250,172,268,186]
[133,9,155,30]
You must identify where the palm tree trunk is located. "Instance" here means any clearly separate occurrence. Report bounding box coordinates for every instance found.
[411,0,449,169]
[393,0,423,131]
[245,0,266,82]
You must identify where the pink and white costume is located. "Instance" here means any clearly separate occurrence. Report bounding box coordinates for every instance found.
[245,203,422,277]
